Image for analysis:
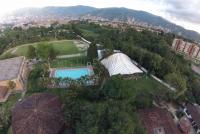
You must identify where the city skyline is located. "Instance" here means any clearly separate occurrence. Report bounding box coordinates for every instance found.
[0,0,199,33]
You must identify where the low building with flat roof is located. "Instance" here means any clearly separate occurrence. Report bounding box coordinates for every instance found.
[0,56,28,102]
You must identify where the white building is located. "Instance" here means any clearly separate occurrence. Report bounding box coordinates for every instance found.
[101,53,143,76]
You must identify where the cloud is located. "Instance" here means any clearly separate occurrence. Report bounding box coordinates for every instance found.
[160,0,200,24]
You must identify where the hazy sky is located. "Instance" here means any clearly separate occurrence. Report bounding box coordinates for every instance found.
[0,0,200,32]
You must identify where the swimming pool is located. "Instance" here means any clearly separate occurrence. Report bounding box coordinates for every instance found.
[53,67,92,79]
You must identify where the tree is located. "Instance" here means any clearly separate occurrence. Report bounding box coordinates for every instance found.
[37,44,48,60]
[141,52,162,74]
[102,75,138,100]
[104,38,113,50]
[7,81,16,90]
[74,101,143,134]
[157,60,175,79]
[164,72,187,97]
[37,44,57,61]
[48,45,57,61]
[87,43,98,63]
[27,45,36,59]
[189,76,200,104]
[133,94,153,109]
[104,38,114,55]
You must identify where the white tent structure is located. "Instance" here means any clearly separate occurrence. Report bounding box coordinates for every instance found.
[101,53,143,76]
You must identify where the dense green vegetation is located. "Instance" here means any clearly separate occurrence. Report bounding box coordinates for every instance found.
[27,45,36,59]
[1,22,200,133]
[87,43,98,63]
[0,24,76,54]
[26,63,170,134]
[75,23,199,103]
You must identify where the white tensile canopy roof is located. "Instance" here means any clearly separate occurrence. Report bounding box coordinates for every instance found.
[101,53,143,76]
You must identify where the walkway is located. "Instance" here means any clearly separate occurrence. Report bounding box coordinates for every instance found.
[131,59,176,91]
[56,52,86,59]
[19,90,26,101]
[191,64,200,75]
[150,75,176,91]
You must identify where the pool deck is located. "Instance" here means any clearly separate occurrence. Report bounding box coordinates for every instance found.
[50,66,94,78]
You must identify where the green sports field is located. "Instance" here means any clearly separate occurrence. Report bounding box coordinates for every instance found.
[0,40,84,58]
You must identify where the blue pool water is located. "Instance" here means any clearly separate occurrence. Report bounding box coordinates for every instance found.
[55,68,90,79]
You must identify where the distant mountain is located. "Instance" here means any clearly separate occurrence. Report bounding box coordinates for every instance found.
[85,8,200,42]
[10,6,200,42]
[13,5,97,17]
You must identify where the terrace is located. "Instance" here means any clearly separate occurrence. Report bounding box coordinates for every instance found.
[0,56,24,81]
[0,56,27,102]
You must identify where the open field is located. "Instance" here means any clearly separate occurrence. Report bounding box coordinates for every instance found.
[50,56,87,68]
[0,40,87,59]
[80,29,99,38]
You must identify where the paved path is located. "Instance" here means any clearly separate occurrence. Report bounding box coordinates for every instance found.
[56,52,86,59]
[100,78,107,90]
[191,64,200,75]
[150,75,176,91]
[19,90,26,101]
[11,48,17,54]
[131,59,176,91]
[77,35,91,44]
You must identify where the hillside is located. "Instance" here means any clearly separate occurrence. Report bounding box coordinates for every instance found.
[12,5,97,17]
[84,8,200,42]
[9,6,200,42]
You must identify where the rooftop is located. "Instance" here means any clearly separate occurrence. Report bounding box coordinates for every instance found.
[139,107,180,134]
[0,56,24,81]
[186,103,200,128]
[101,53,143,76]
[179,117,192,133]
[12,93,65,134]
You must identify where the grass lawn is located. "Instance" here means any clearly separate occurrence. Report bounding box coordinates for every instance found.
[80,29,99,38]
[0,40,82,58]
[130,76,169,95]
[50,56,87,68]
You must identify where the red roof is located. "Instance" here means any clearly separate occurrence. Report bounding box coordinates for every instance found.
[179,117,191,133]
[139,107,181,134]
[12,93,65,134]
